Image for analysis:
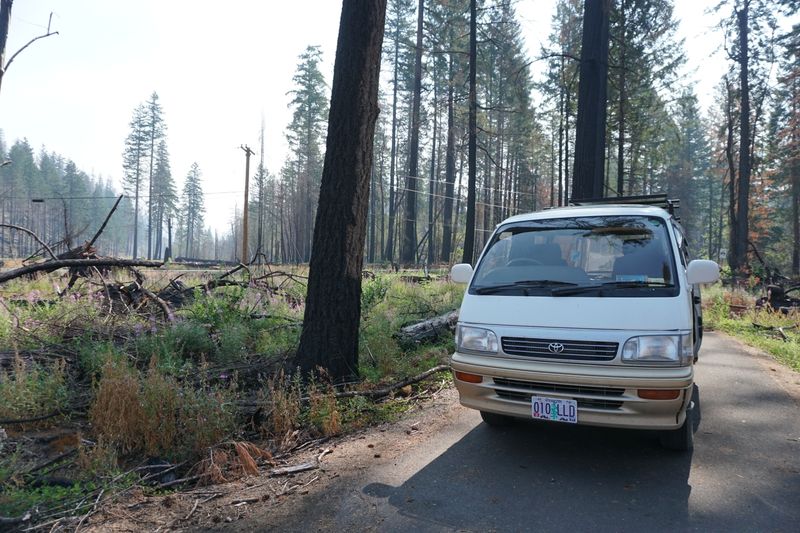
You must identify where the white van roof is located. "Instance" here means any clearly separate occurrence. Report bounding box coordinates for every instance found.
[498,204,672,227]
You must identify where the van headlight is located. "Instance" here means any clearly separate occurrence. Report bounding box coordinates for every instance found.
[622,333,692,365]
[456,325,499,354]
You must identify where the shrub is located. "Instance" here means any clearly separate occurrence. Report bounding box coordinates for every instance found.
[178,380,237,456]
[262,371,302,438]
[0,357,69,425]
[167,321,214,361]
[307,378,341,437]
[89,358,238,460]
[89,360,144,454]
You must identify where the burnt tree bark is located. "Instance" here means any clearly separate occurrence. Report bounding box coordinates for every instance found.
[571,0,610,201]
[732,4,752,274]
[401,0,425,264]
[462,0,478,265]
[440,54,456,263]
[296,0,386,382]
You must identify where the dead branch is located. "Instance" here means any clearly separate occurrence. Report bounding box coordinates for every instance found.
[3,13,58,74]
[85,195,123,250]
[334,364,450,400]
[268,461,318,476]
[0,259,163,285]
[0,224,56,260]
[0,410,63,425]
[137,283,176,323]
[752,323,797,342]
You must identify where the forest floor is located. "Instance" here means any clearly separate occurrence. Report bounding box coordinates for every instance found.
[0,262,460,531]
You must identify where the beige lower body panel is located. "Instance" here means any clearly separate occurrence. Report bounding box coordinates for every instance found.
[451,352,694,430]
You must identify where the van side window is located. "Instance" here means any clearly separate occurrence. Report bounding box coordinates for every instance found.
[672,222,689,267]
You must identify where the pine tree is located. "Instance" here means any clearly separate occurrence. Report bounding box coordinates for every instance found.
[151,139,175,260]
[285,46,329,263]
[179,162,205,258]
[296,0,386,381]
[144,92,166,260]
[122,104,148,258]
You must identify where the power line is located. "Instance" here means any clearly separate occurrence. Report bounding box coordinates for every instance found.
[2,191,245,201]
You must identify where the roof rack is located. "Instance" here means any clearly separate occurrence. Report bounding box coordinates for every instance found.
[569,193,680,220]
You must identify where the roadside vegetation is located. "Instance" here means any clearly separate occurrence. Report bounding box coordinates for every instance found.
[703,284,800,371]
[0,266,461,527]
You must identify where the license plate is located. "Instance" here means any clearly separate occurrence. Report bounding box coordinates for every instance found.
[531,396,578,424]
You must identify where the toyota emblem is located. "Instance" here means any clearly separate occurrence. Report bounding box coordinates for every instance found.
[548,342,565,354]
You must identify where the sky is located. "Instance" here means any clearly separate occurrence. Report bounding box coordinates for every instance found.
[0,0,765,232]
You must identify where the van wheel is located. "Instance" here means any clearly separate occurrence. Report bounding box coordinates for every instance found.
[480,411,515,427]
[659,402,694,451]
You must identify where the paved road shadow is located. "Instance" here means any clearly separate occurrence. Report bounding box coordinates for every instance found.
[364,387,700,532]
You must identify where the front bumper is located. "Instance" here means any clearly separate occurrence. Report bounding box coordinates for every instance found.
[451,351,693,430]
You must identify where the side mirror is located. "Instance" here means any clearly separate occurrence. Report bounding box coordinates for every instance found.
[450,263,474,284]
[686,259,720,285]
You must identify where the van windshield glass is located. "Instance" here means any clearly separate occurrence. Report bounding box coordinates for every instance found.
[469,215,678,297]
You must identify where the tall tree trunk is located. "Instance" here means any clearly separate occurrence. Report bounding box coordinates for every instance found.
[558,58,565,206]
[369,160,376,262]
[572,0,610,200]
[401,0,424,264]
[616,0,626,196]
[0,0,11,97]
[384,19,400,263]
[427,66,437,266]
[733,5,751,274]
[462,0,477,264]
[793,73,800,276]
[440,54,456,263]
[296,0,386,382]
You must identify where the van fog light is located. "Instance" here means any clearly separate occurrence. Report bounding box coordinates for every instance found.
[622,334,692,365]
[456,325,499,354]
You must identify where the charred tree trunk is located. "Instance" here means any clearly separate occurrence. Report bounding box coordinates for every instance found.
[296,0,386,382]
[401,0,424,265]
[384,12,401,262]
[793,73,800,276]
[440,54,456,263]
[0,0,11,96]
[462,0,478,265]
[616,0,626,196]
[571,0,610,201]
[733,5,751,274]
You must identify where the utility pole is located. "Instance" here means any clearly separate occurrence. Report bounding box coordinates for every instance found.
[240,144,255,263]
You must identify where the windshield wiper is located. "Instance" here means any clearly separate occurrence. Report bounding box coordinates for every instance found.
[551,280,675,296]
[473,280,578,295]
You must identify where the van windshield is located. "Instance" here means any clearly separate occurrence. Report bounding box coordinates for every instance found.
[469,215,678,297]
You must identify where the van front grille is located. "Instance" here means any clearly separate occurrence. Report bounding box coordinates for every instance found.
[493,378,625,397]
[494,389,623,410]
[501,337,618,361]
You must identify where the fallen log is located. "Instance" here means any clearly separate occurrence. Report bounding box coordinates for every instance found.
[0,259,163,284]
[396,310,459,346]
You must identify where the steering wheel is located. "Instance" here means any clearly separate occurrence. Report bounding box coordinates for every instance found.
[506,258,542,267]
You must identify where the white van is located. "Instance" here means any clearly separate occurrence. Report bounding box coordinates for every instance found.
[449,200,719,451]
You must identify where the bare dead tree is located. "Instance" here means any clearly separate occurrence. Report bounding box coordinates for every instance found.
[0,4,59,97]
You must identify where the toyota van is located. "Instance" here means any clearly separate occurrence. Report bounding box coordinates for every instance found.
[449,199,720,451]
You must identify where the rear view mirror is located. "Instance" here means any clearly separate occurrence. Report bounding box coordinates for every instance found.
[450,263,473,284]
[686,260,720,285]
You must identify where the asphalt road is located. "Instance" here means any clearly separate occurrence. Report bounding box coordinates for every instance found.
[246,332,800,532]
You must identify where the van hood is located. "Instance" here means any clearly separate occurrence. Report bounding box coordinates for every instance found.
[458,293,690,332]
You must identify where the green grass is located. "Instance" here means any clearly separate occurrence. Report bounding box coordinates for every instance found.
[0,357,70,423]
[704,285,800,371]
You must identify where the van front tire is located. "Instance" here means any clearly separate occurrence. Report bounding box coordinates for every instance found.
[480,411,515,427]
[659,403,694,451]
